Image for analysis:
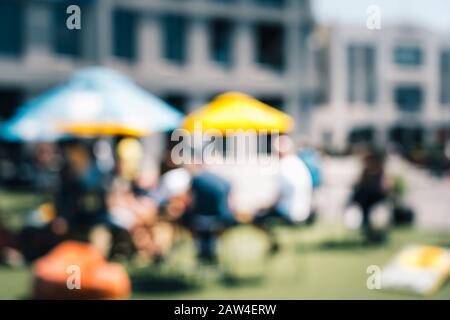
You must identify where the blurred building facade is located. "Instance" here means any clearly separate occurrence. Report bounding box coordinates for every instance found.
[311,24,450,151]
[0,0,318,134]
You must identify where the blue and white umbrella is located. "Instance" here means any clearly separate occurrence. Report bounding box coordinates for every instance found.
[1,67,183,141]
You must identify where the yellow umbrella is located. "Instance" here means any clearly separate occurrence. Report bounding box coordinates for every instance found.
[61,123,149,137]
[183,92,294,134]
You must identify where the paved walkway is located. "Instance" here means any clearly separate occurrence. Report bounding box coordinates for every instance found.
[316,155,450,231]
[207,154,449,230]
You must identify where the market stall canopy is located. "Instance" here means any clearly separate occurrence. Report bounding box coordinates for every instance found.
[183,92,294,135]
[1,67,183,142]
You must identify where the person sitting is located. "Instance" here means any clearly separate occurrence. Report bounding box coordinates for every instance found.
[255,135,313,226]
[20,141,111,260]
[182,162,235,262]
[0,219,23,266]
[107,177,157,259]
[55,141,110,229]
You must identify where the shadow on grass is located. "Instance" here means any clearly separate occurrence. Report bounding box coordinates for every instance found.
[220,276,264,288]
[131,272,200,294]
[295,239,376,253]
[318,239,366,250]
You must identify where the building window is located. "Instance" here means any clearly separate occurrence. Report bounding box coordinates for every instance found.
[347,44,377,105]
[440,50,450,104]
[389,126,424,148]
[162,15,187,65]
[394,46,423,66]
[394,85,423,112]
[112,10,137,61]
[210,0,236,4]
[52,3,82,57]
[254,0,285,8]
[365,46,377,104]
[209,19,233,67]
[348,127,375,145]
[0,89,22,120]
[164,94,187,114]
[299,21,313,70]
[0,1,23,56]
[258,96,284,110]
[348,45,357,103]
[255,23,285,71]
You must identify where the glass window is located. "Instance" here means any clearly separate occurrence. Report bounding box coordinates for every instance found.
[112,10,137,61]
[347,45,357,103]
[389,126,424,148]
[210,0,236,4]
[164,94,187,114]
[365,46,377,104]
[0,89,22,120]
[299,21,313,70]
[258,96,284,110]
[162,15,187,64]
[394,46,423,66]
[348,127,375,144]
[210,19,233,66]
[440,50,450,104]
[254,0,285,8]
[52,3,82,57]
[347,44,377,105]
[394,86,423,112]
[255,23,285,71]
[0,1,23,56]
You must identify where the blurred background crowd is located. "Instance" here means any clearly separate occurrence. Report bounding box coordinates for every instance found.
[0,0,449,299]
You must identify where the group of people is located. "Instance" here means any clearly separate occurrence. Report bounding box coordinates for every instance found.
[0,134,325,265]
[0,131,414,267]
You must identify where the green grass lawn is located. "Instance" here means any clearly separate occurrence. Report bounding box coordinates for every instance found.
[1,190,449,300]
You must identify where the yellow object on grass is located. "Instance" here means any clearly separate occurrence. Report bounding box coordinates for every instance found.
[183,92,294,135]
[401,246,448,269]
[382,245,450,295]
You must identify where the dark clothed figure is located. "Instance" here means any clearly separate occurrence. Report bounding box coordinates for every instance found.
[351,152,387,226]
[183,171,234,261]
[56,163,109,226]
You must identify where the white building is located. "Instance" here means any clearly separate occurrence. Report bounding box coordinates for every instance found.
[311,23,450,151]
[0,0,318,135]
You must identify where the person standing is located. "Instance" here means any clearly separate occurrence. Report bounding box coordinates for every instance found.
[350,149,392,243]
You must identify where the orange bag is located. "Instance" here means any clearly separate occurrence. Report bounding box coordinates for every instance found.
[33,241,131,299]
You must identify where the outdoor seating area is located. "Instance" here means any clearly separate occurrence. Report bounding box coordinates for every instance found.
[0,0,449,304]
[0,67,449,300]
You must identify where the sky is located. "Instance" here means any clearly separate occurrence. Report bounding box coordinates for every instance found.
[312,0,450,32]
